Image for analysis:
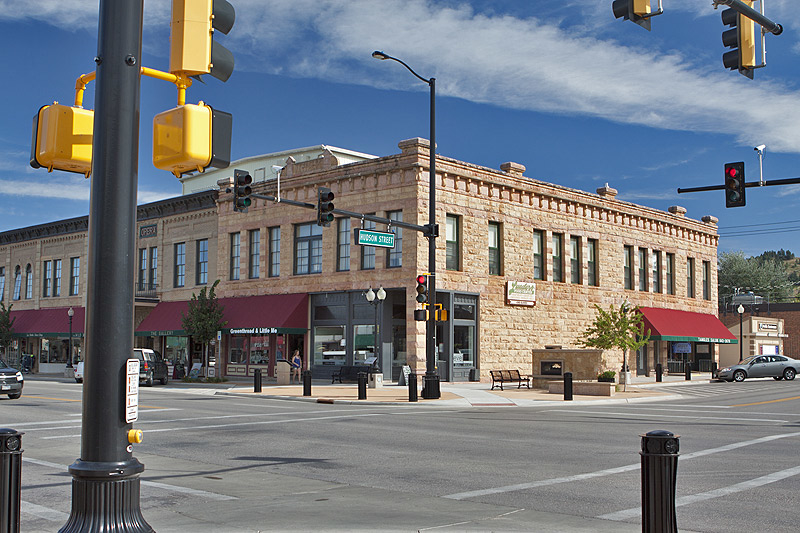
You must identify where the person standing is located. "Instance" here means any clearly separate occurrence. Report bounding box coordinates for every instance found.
[290,349,302,384]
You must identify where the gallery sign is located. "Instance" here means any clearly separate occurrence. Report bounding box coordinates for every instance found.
[506,281,536,306]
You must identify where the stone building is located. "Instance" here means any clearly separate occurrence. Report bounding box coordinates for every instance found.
[1,138,734,381]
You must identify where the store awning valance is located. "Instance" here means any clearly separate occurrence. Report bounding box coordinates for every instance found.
[638,307,737,344]
[9,306,85,338]
[135,293,308,337]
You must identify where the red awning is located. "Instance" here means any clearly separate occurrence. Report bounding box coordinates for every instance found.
[135,294,308,336]
[9,307,85,338]
[638,307,737,344]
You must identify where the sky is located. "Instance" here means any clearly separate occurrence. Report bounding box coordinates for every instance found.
[2,0,800,256]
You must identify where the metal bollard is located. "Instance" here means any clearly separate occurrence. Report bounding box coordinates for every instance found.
[408,372,418,402]
[641,430,680,533]
[357,372,367,400]
[684,363,691,381]
[302,370,312,396]
[1,428,23,533]
[253,368,262,393]
[711,362,718,379]
[563,372,573,401]
[655,363,663,383]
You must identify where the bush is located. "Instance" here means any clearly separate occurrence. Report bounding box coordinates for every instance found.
[598,370,616,379]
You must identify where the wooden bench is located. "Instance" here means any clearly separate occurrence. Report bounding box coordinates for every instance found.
[490,369,532,391]
[331,365,372,384]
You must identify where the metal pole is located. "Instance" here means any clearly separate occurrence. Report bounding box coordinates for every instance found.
[254,368,262,393]
[0,429,23,533]
[563,372,573,401]
[423,77,440,399]
[68,313,73,368]
[739,307,744,361]
[60,0,151,530]
[302,370,312,396]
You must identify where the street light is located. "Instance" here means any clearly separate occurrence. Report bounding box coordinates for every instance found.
[365,287,387,372]
[66,307,74,368]
[737,304,745,362]
[372,50,440,399]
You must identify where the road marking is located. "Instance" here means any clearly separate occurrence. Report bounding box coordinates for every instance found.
[541,409,787,423]
[732,395,800,407]
[142,480,237,500]
[22,395,82,402]
[21,501,69,522]
[444,431,800,500]
[598,465,800,521]
[23,457,67,469]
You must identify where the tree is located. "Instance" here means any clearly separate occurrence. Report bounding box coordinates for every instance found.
[579,302,650,389]
[0,302,15,357]
[181,280,226,376]
[718,251,792,304]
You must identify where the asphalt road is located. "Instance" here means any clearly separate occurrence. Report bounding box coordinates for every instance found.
[4,377,800,532]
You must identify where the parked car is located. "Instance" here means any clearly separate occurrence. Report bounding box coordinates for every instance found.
[74,349,169,386]
[717,355,799,382]
[0,357,24,399]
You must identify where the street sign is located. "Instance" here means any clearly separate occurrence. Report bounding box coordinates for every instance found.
[125,358,139,423]
[354,229,395,248]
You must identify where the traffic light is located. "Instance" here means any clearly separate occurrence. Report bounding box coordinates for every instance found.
[415,274,428,304]
[30,103,94,178]
[233,169,252,212]
[724,162,746,208]
[317,187,335,227]
[722,4,756,79]
[152,102,232,178]
[612,0,652,31]
[169,0,235,82]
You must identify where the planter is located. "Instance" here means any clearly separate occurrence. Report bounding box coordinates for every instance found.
[598,376,616,383]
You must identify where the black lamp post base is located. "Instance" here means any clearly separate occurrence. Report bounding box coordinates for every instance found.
[422,374,440,399]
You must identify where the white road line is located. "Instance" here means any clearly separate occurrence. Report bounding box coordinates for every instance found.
[142,480,237,500]
[541,409,787,423]
[444,431,800,500]
[23,457,67,469]
[598,465,800,521]
[21,501,69,522]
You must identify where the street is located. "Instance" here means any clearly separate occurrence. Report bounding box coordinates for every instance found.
[5,377,800,532]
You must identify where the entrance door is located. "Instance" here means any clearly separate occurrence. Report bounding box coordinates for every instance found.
[636,345,647,376]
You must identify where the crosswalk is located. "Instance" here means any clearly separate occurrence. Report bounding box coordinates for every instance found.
[668,380,788,399]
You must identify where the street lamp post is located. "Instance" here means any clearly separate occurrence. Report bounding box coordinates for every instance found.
[365,287,387,372]
[67,307,74,368]
[372,51,440,399]
[737,304,745,362]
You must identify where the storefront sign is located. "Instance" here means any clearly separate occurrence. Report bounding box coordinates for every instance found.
[354,229,395,248]
[125,359,139,423]
[758,323,778,331]
[139,224,157,239]
[672,342,692,354]
[506,281,536,306]
[229,327,280,335]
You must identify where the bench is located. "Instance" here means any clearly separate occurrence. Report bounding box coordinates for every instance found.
[490,369,532,391]
[331,365,372,383]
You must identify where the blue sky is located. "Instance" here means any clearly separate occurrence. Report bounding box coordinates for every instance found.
[2,0,800,256]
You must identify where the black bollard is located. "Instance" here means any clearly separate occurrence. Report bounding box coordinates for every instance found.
[684,362,691,381]
[357,372,368,400]
[302,370,312,396]
[655,363,663,383]
[408,372,418,402]
[641,430,680,533]
[563,372,573,401]
[711,362,718,379]
[253,368,262,393]
[1,428,23,533]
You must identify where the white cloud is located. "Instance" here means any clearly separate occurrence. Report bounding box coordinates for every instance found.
[0,176,170,205]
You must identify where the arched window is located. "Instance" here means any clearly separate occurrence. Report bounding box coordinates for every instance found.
[25,264,33,299]
[13,266,21,300]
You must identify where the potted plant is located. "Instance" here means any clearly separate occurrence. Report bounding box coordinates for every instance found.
[598,370,616,383]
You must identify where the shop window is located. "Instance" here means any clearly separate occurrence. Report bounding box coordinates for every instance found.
[314,325,345,366]
[337,218,350,272]
[453,303,475,320]
[453,325,474,365]
[489,222,501,276]
[552,233,564,282]
[446,215,460,271]
[624,245,633,290]
[387,211,403,268]
[269,226,281,277]
[229,336,248,364]
[249,336,269,365]
[196,239,209,285]
[533,230,545,280]
[360,216,376,270]
[164,336,187,367]
[294,223,322,275]
[353,324,376,362]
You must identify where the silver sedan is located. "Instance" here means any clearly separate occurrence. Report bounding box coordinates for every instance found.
[717,355,799,382]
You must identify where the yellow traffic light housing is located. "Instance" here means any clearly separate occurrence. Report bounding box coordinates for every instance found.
[722,2,756,78]
[170,0,235,82]
[30,103,94,178]
[153,102,232,178]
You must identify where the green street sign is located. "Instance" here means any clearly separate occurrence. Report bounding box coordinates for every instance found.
[354,229,395,248]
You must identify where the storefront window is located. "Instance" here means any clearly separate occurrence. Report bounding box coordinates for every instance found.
[314,325,345,366]
[353,324,376,362]
[164,336,188,366]
[229,336,248,364]
[453,325,474,365]
[249,336,269,365]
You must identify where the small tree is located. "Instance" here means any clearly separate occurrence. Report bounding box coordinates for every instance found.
[0,302,15,360]
[580,302,650,389]
[181,280,226,376]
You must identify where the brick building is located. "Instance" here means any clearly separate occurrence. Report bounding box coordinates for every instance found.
[1,138,734,381]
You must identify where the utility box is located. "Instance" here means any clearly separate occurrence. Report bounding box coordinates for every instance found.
[276,360,291,385]
[368,372,383,389]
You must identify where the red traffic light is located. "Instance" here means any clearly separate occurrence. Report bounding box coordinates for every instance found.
[726,166,739,179]
[416,274,427,284]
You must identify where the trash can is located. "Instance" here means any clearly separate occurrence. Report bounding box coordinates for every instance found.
[368,372,383,389]
[276,360,291,385]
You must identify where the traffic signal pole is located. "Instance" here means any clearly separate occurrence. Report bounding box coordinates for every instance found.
[60,0,152,530]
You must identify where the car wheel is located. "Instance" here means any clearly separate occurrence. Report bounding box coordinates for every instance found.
[75,378,83,383]
[8,392,21,399]
[733,370,746,382]
[784,368,796,381]
[774,376,783,380]
[160,373,168,385]
[145,373,154,387]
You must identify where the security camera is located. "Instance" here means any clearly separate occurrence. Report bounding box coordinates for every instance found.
[755,144,766,152]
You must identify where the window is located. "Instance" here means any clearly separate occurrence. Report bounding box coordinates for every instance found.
[43,260,52,297]
[174,242,186,288]
[0,266,4,301]
[69,258,80,296]
[196,239,209,285]
[25,264,33,299]
[269,226,281,277]
[638,248,647,291]
[446,215,460,271]
[533,230,545,280]
[666,253,675,295]
[387,211,403,268]
[138,249,147,290]
[489,222,501,275]
[687,258,695,298]
[248,230,260,279]
[53,259,61,297]
[624,246,633,290]
[149,247,158,289]
[570,236,581,284]
[652,251,661,293]
[230,232,240,280]
[12,266,20,301]
[337,218,350,272]
[703,260,711,300]
[552,233,564,282]
[294,223,322,275]
[587,239,598,287]
[360,217,376,270]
